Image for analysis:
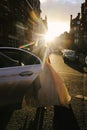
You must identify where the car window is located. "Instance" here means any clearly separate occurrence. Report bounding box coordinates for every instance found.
[0,52,19,68]
[0,49,41,68]
[19,50,41,65]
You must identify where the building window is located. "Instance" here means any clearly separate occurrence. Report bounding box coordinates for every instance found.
[74,39,79,44]
[77,21,80,24]
[8,35,19,47]
[74,27,76,31]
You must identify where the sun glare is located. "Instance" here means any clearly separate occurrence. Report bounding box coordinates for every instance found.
[45,22,70,42]
[45,32,56,42]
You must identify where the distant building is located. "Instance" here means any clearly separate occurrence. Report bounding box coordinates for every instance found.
[81,0,87,51]
[70,0,87,53]
[70,13,81,50]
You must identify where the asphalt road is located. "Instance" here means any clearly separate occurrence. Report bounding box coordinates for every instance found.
[0,53,87,130]
[50,53,87,130]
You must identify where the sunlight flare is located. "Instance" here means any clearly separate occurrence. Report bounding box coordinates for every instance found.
[48,22,69,37]
[45,32,56,42]
[44,22,69,42]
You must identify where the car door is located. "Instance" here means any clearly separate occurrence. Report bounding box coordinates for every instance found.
[0,47,42,107]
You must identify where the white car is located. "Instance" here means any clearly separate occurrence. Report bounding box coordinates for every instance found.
[62,49,76,62]
[0,47,42,109]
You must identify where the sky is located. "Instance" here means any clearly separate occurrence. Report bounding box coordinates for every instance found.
[40,0,84,37]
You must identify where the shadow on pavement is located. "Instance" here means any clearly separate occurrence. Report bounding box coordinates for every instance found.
[0,109,13,130]
[0,105,81,130]
[53,105,81,130]
[66,61,84,73]
[0,104,22,130]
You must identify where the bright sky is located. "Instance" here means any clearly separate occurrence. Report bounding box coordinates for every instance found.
[40,0,84,37]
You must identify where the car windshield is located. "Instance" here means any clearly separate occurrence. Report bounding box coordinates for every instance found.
[65,51,75,55]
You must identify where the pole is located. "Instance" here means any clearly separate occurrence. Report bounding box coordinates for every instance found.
[26,0,33,10]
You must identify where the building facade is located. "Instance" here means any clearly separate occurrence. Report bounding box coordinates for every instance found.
[70,0,87,53]
[0,0,47,48]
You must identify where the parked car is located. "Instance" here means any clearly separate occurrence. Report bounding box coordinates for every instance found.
[85,56,87,65]
[0,47,42,109]
[84,56,87,72]
[77,53,86,67]
[62,49,76,62]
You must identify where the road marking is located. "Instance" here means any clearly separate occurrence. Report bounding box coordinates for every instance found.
[75,95,87,101]
[58,71,83,76]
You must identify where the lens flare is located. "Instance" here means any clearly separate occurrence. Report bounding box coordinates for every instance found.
[19,42,34,49]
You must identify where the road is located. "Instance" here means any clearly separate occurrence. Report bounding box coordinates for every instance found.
[50,53,87,130]
[0,53,87,130]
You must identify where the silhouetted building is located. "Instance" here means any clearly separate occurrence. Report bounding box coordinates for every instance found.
[70,13,81,50]
[81,0,87,51]
[70,0,87,53]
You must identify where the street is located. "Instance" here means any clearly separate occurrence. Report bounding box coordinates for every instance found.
[50,53,87,130]
[0,53,87,130]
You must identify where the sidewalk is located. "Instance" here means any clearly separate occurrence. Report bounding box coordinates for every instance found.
[0,104,82,130]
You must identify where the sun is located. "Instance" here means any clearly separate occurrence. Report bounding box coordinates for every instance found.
[45,22,70,42]
[45,31,56,42]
